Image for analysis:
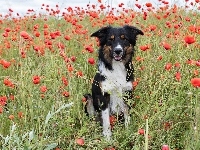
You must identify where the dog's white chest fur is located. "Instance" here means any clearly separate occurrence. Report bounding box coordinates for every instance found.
[99,60,132,114]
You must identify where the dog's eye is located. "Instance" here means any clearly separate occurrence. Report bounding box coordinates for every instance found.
[109,35,115,41]
[120,34,126,40]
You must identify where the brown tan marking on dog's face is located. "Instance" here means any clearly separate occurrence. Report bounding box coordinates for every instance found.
[103,45,112,64]
[122,44,134,64]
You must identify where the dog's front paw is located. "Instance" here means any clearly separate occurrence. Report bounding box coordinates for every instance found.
[103,129,112,141]
[125,115,130,128]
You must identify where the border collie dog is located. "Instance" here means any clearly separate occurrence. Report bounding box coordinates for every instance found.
[84,25,143,140]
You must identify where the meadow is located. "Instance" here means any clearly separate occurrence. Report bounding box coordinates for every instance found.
[0,0,200,149]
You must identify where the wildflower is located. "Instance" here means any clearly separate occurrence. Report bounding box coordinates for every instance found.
[139,45,150,51]
[88,58,95,65]
[67,65,74,72]
[194,70,199,76]
[174,62,181,68]
[85,45,94,53]
[162,145,170,150]
[135,4,141,9]
[76,71,83,77]
[0,59,11,68]
[34,31,40,37]
[82,97,87,102]
[165,63,172,71]
[146,2,152,7]
[32,75,40,84]
[62,91,70,97]
[132,81,139,88]
[196,60,200,66]
[162,42,171,50]
[20,31,30,39]
[175,72,181,81]
[18,112,23,118]
[0,107,3,114]
[64,35,71,40]
[8,115,14,120]
[75,138,84,146]
[157,55,163,60]
[138,128,145,135]
[3,78,14,88]
[40,85,47,93]
[70,56,76,62]
[62,76,68,86]
[0,96,7,106]
[149,25,157,31]
[191,78,200,88]
[9,94,15,101]
[184,35,195,44]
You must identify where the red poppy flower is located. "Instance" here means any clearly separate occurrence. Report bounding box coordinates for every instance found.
[18,112,23,118]
[85,45,94,53]
[32,75,40,84]
[40,85,47,93]
[20,31,30,39]
[175,72,181,81]
[139,45,149,51]
[62,76,68,86]
[109,115,116,129]
[64,35,70,40]
[184,35,196,44]
[165,63,172,71]
[75,138,84,146]
[191,78,200,88]
[0,59,11,68]
[88,58,95,65]
[149,25,157,31]
[196,60,200,66]
[76,71,83,77]
[8,115,14,120]
[3,78,14,88]
[62,91,70,97]
[0,96,7,106]
[162,145,170,150]
[70,56,76,62]
[146,3,152,7]
[157,55,163,60]
[34,31,40,37]
[138,128,145,135]
[194,70,199,76]
[135,4,141,9]
[0,107,3,114]
[162,42,171,50]
[174,62,181,68]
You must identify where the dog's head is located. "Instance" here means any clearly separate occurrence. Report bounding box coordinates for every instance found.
[91,25,143,62]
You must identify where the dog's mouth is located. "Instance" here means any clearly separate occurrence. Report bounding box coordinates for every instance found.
[113,54,123,61]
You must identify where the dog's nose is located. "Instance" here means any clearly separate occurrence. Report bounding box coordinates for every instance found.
[114,48,123,55]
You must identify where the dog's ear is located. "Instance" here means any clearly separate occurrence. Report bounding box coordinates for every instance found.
[91,26,111,38]
[123,25,144,36]
[123,25,143,46]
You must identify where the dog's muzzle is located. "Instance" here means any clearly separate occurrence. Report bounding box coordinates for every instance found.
[113,47,123,61]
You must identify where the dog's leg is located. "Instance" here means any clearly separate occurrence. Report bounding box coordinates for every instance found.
[124,105,130,127]
[102,106,112,140]
[123,90,132,128]
[84,94,96,116]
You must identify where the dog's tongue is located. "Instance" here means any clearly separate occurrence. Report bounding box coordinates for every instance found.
[114,55,122,61]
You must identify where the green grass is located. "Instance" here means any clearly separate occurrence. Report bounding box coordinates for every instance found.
[0,2,200,150]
